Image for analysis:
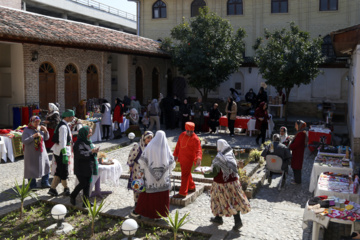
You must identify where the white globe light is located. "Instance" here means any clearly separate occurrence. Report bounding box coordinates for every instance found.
[121,219,138,236]
[128,132,135,140]
[51,204,67,220]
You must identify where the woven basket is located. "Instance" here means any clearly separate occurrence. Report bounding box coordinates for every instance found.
[12,136,24,157]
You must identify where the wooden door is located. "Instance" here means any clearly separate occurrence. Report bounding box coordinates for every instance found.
[152,68,159,100]
[87,65,99,99]
[167,69,173,96]
[39,63,56,109]
[65,64,79,109]
[136,67,143,104]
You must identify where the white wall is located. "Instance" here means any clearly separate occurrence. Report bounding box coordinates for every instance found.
[0,43,25,126]
[111,54,129,104]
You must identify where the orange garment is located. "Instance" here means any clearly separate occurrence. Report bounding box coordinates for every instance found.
[173,131,202,196]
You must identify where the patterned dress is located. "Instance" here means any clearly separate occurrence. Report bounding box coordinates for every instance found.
[127,131,153,203]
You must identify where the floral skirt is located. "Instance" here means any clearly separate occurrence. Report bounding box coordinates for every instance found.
[210,180,251,217]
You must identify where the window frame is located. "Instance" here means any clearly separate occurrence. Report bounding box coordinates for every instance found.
[152,0,167,19]
[271,0,288,14]
[319,0,338,11]
[227,0,243,16]
[191,0,206,17]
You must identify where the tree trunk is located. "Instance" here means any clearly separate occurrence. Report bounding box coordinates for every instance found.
[284,88,292,124]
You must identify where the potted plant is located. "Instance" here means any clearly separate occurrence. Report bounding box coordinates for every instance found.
[249,149,262,162]
[238,169,249,191]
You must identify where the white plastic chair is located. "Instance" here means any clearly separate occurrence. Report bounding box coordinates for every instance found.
[265,154,285,190]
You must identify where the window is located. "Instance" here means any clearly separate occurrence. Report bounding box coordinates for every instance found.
[320,0,338,11]
[321,35,335,60]
[227,0,243,15]
[153,0,166,18]
[271,0,288,13]
[191,0,206,17]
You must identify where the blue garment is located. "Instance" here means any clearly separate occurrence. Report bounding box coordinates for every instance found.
[13,107,21,129]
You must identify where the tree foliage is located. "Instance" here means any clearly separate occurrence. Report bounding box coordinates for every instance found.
[253,22,325,113]
[162,7,246,100]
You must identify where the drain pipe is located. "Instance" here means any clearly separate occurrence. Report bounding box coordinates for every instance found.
[128,0,140,36]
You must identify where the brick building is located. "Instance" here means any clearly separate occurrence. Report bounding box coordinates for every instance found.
[0,5,172,127]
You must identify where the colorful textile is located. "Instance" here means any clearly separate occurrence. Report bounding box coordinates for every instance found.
[210,180,251,217]
[13,107,21,130]
[135,190,170,219]
[21,107,30,126]
[27,116,43,152]
[212,139,239,181]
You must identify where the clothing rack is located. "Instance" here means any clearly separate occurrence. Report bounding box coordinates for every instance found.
[7,102,39,127]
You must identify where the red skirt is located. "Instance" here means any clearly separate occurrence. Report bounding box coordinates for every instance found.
[45,128,55,149]
[135,190,169,219]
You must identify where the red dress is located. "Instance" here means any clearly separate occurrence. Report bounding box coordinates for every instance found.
[173,132,202,195]
[289,131,306,170]
[135,190,170,219]
[254,103,269,130]
[113,104,123,123]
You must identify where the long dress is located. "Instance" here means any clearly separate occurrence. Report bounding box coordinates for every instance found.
[135,131,175,219]
[22,128,50,179]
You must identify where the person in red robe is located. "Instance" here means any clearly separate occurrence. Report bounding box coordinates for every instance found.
[173,122,202,198]
[289,120,307,184]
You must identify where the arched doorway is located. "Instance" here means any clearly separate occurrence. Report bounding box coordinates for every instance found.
[87,64,99,99]
[167,69,173,96]
[135,67,143,104]
[64,64,79,109]
[152,68,159,99]
[39,62,56,109]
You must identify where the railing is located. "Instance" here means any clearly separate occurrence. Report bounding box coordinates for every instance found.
[68,0,136,22]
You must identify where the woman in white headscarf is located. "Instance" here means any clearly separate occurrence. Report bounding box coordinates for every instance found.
[44,103,60,150]
[127,131,154,209]
[279,126,290,146]
[134,130,175,219]
[203,139,251,230]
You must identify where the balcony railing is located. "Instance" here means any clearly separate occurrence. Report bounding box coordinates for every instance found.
[69,0,136,22]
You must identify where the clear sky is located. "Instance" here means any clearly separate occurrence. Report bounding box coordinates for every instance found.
[97,0,137,16]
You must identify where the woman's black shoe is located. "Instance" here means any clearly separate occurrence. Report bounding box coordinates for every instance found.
[210,216,223,224]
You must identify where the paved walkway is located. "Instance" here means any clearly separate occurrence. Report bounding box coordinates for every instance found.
[0,128,326,239]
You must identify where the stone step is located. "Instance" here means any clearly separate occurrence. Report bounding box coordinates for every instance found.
[170,182,205,207]
[245,165,267,199]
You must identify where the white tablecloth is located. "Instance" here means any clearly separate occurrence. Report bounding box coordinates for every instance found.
[0,137,7,162]
[109,117,130,139]
[246,117,274,137]
[309,162,353,192]
[1,136,14,162]
[90,122,102,143]
[90,159,123,191]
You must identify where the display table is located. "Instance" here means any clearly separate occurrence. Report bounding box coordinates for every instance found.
[90,159,122,198]
[90,122,102,143]
[308,128,332,151]
[219,116,252,133]
[314,173,359,203]
[268,104,283,118]
[303,201,356,240]
[1,136,14,163]
[309,153,353,192]
[0,137,7,162]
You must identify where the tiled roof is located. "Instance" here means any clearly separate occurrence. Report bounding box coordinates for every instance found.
[0,6,169,58]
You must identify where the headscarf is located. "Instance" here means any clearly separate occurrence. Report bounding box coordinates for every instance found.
[212,139,239,181]
[295,120,308,145]
[115,97,122,106]
[280,126,288,143]
[131,96,136,100]
[46,103,59,117]
[129,108,139,123]
[127,131,154,189]
[139,130,175,193]
[77,126,98,177]
[227,97,234,111]
[27,115,43,152]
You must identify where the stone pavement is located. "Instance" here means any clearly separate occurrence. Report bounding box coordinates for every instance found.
[0,128,343,239]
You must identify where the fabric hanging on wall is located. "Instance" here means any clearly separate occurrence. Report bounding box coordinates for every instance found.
[21,107,30,126]
[28,106,33,119]
[13,107,21,130]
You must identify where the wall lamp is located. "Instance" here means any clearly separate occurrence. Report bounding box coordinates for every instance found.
[31,51,38,62]
[132,57,137,65]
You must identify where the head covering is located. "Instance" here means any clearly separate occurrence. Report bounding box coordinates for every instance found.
[296,120,306,131]
[131,96,136,100]
[129,108,139,124]
[280,126,288,143]
[78,126,92,145]
[115,97,122,106]
[47,103,59,117]
[139,130,175,193]
[212,139,239,181]
[27,115,43,152]
[62,109,75,118]
[227,97,234,110]
[272,134,280,142]
[185,122,195,131]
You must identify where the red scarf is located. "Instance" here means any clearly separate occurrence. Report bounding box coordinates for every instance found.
[27,123,43,152]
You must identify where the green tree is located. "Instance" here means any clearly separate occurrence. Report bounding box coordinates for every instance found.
[253,22,324,120]
[162,7,246,101]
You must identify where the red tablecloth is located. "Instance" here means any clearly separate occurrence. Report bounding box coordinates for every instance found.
[219,116,250,129]
[308,130,331,151]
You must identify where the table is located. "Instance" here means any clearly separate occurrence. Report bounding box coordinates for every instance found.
[268,104,283,118]
[90,122,102,143]
[90,159,122,198]
[314,173,359,203]
[0,137,7,162]
[308,128,332,152]
[219,116,252,133]
[1,136,14,162]
[309,161,353,192]
[303,201,356,240]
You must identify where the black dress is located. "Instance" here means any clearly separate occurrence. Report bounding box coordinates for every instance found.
[209,108,221,133]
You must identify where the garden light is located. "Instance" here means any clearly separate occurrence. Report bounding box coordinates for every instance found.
[46,204,73,234]
[121,218,139,240]
[128,132,135,143]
